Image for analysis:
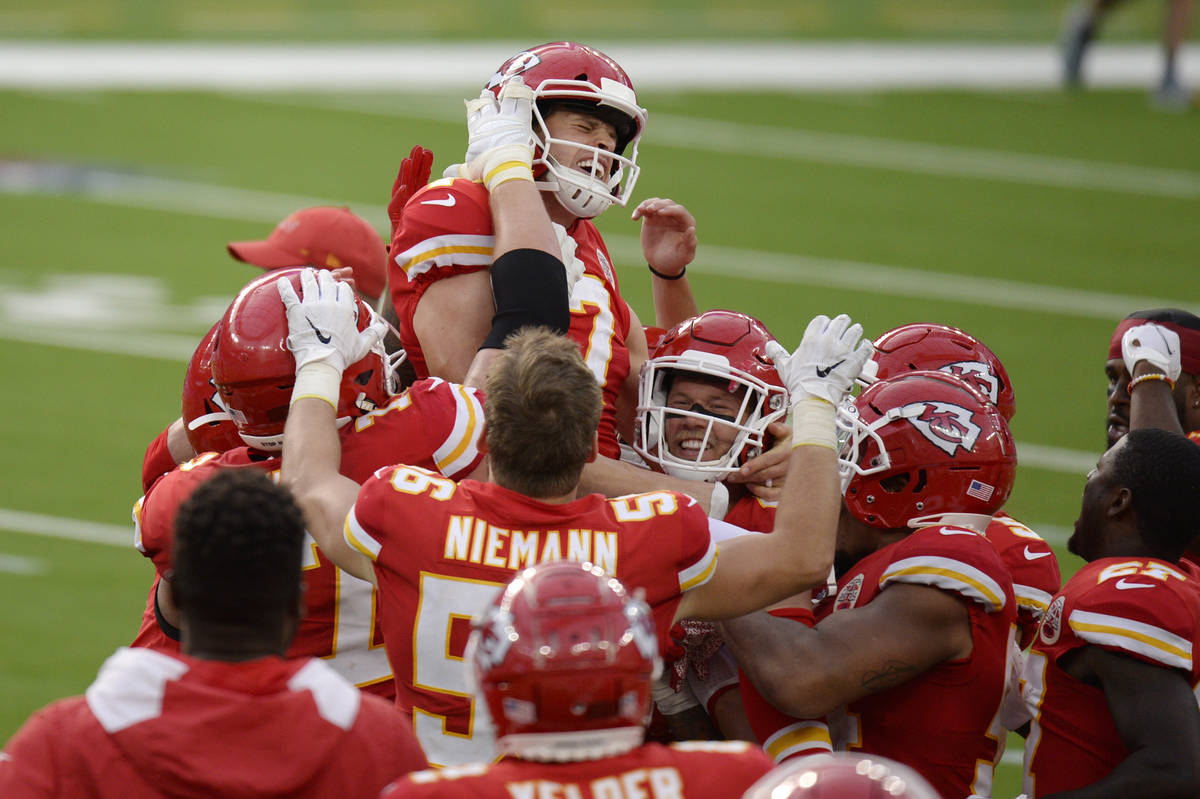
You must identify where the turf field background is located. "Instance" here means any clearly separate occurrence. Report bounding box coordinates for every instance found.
[0,0,1170,41]
[1,10,1197,795]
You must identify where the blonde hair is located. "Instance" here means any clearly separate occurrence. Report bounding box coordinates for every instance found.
[485,328,602,498]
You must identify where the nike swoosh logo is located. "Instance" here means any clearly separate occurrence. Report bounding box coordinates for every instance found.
[307,318,332,345]
[815,359,845,378]
[421,195,456,207]
[1023,546,1053,561]
[1115,578,1155,590]
[938,528,978,537]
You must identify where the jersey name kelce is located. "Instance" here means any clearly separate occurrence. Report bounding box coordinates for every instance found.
[346,468,718,767]
[390,178,632,458]
[130,378,484,696]
[1022,557,1200,797]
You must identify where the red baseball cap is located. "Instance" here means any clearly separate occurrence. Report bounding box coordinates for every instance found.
[227,206,388,302]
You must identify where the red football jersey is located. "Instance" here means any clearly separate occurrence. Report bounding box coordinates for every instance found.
[830,524,1016,799]
[140,424,176,495]
[379,740,771,798]
[1022,557,1200,797]
[985,512,1062,649]
[390,178,633,458]
[130,379,485,696]
[0,648,424,799]
[346,469,717,767]
[722,493,776,532]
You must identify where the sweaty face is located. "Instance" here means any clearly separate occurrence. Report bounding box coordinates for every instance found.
[1069,439,1122,560]
[544,109,618,179]
[663,374,748,463]
[1105,357,1131,449]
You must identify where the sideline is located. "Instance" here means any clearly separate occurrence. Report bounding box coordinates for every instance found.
[0,41,1197,90]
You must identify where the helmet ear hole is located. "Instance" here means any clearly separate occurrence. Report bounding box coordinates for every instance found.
[879,472,910,493]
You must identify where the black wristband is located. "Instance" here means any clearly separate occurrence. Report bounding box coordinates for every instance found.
[480,248,570,351]
[648,264,686,280]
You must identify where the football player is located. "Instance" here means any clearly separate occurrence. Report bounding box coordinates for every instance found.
[130,267,486,699]
[388,42,741,516]
[869,323,1060,650]
[1106,309,1200,450]
[278,266,873,765]
[741,753,941,799]
[1021,427,1200,797]
[380,562,772,797]
[1,470,426,798]
[720,370,1019,799]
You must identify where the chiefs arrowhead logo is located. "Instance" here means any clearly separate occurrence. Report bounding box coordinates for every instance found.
[1039,595,1065,645]
[939,360,1000,404]
[835,573,864,611]
[488,51,542,88]
[902,400,981,456]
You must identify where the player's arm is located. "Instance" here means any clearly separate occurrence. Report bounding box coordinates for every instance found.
[1041,646,1200,799]
[1122,323,1187,436]
[278,269,383,585]
[633,197,699,328]
[675,314,873,622]
[718,583,972,718]
[578,454,722,516]
[457,77,568,389]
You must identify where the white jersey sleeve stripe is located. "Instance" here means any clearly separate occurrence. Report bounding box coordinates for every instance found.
[881,555,1007,611]
[763,720,833,763]
[679,536,719,592]
[344,504,383,561]
[287,658,362,731]
[1015,584,1054,615]
[86,648,190,733]
[434,385,484,479]
[393,234,494,280]
[1069,609,1193,671]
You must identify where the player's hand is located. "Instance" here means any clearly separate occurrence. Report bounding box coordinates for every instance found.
[388,144,433,240]
[1121,322,1181,381]
[633,197,697,278]
[727,420,791,499]
[768,314,873,406]
[464,77,536,191]
[277,268,385,375]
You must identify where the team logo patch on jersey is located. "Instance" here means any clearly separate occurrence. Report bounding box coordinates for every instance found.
[902,401,981,456]
[1039,595,1065,645]
[940,360,999,404]
[835,573,864,611]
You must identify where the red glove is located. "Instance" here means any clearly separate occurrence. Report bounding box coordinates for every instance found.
[388,145,433,241]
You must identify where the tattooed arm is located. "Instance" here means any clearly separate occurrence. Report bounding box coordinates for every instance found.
[719,584,971,719]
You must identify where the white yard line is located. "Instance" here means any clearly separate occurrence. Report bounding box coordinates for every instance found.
[0,509,130,548]
[0,41,1197,90]
[3,166,1193,321]
[0,553,47,575]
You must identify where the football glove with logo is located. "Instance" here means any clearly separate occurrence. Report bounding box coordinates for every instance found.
[277,268,386,407]
[767,314,874,407]
[1121,322,1181,381]
[464,77,537,191]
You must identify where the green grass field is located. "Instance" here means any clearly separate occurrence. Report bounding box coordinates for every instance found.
[1,33,1197,797]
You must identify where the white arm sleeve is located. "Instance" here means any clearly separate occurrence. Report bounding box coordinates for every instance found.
[707,516,763,544]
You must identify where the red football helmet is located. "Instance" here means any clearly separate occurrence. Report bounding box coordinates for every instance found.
[838,371,1016,529]
[870,323,1016,421]
[180,321,242,455]
[210,267,395,451]
[466,561,661,762]
[741,753,941,799]
[635,310,788,481]
[487,42,647,218]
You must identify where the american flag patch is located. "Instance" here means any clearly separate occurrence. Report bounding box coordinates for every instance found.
[966,480,994,502]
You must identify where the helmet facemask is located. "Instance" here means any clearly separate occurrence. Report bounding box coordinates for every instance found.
[530,84,644,219]
[636,353,787,482]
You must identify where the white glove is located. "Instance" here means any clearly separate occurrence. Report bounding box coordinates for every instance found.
[767,314,874,407]
[463,77,536,191]
[552,222,586,292]
[276,268,385,375]
[651,673,701,716]
[1121,323,1181,381]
